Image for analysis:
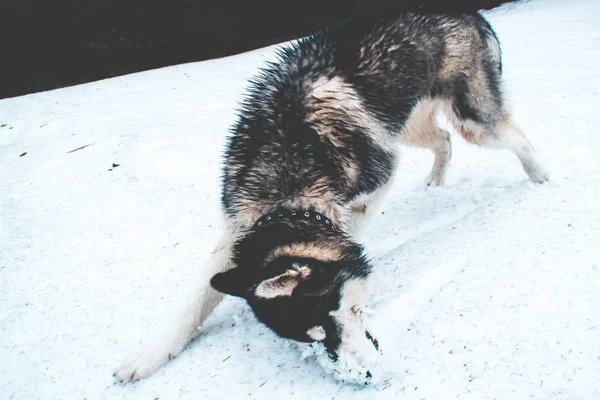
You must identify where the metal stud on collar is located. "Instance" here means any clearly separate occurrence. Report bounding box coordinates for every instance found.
[252,208,334,231]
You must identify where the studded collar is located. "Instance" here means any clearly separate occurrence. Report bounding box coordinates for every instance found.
[253,208,335,231]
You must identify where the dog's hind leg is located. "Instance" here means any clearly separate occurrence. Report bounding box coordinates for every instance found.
[440,51,549,183]
[444,98,549,183]
[114,227,236,382]
[400,99,452,187]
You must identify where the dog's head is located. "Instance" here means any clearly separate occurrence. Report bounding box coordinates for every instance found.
[210,221,378,360]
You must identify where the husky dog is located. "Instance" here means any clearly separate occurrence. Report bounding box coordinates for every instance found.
[114,10,548,382]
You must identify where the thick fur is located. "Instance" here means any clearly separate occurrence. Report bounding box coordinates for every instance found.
[114,10,548,382]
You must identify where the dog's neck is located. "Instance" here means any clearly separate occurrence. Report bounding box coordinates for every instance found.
[253,207,335,231]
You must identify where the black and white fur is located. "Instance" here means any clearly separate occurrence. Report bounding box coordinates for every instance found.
[114,10,548,382]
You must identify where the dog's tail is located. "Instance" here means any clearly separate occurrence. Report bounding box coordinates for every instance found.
[475,14,502,74]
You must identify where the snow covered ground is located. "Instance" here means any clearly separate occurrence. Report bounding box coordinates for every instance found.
[1,0,599,398]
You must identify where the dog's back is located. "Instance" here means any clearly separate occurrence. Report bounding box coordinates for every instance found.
[221,11,518,228]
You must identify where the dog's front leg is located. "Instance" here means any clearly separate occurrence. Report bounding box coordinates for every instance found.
[114,228,236,382]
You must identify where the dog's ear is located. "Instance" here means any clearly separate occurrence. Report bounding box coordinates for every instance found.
[210,268,249,298]
[254,264,312,299]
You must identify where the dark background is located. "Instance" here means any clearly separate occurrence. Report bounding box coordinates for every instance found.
[0,0,514,99]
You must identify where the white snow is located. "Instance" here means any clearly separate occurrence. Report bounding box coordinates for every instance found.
[1,0,599,398]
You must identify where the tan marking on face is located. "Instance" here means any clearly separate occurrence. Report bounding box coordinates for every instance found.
[266,242,344,265]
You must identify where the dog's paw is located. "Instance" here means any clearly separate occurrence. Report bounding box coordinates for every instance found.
[527,165,550,184]
[424,161,448,187]
[424,172,446,187]
[113,345,174,382]
[520,153,550,184]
